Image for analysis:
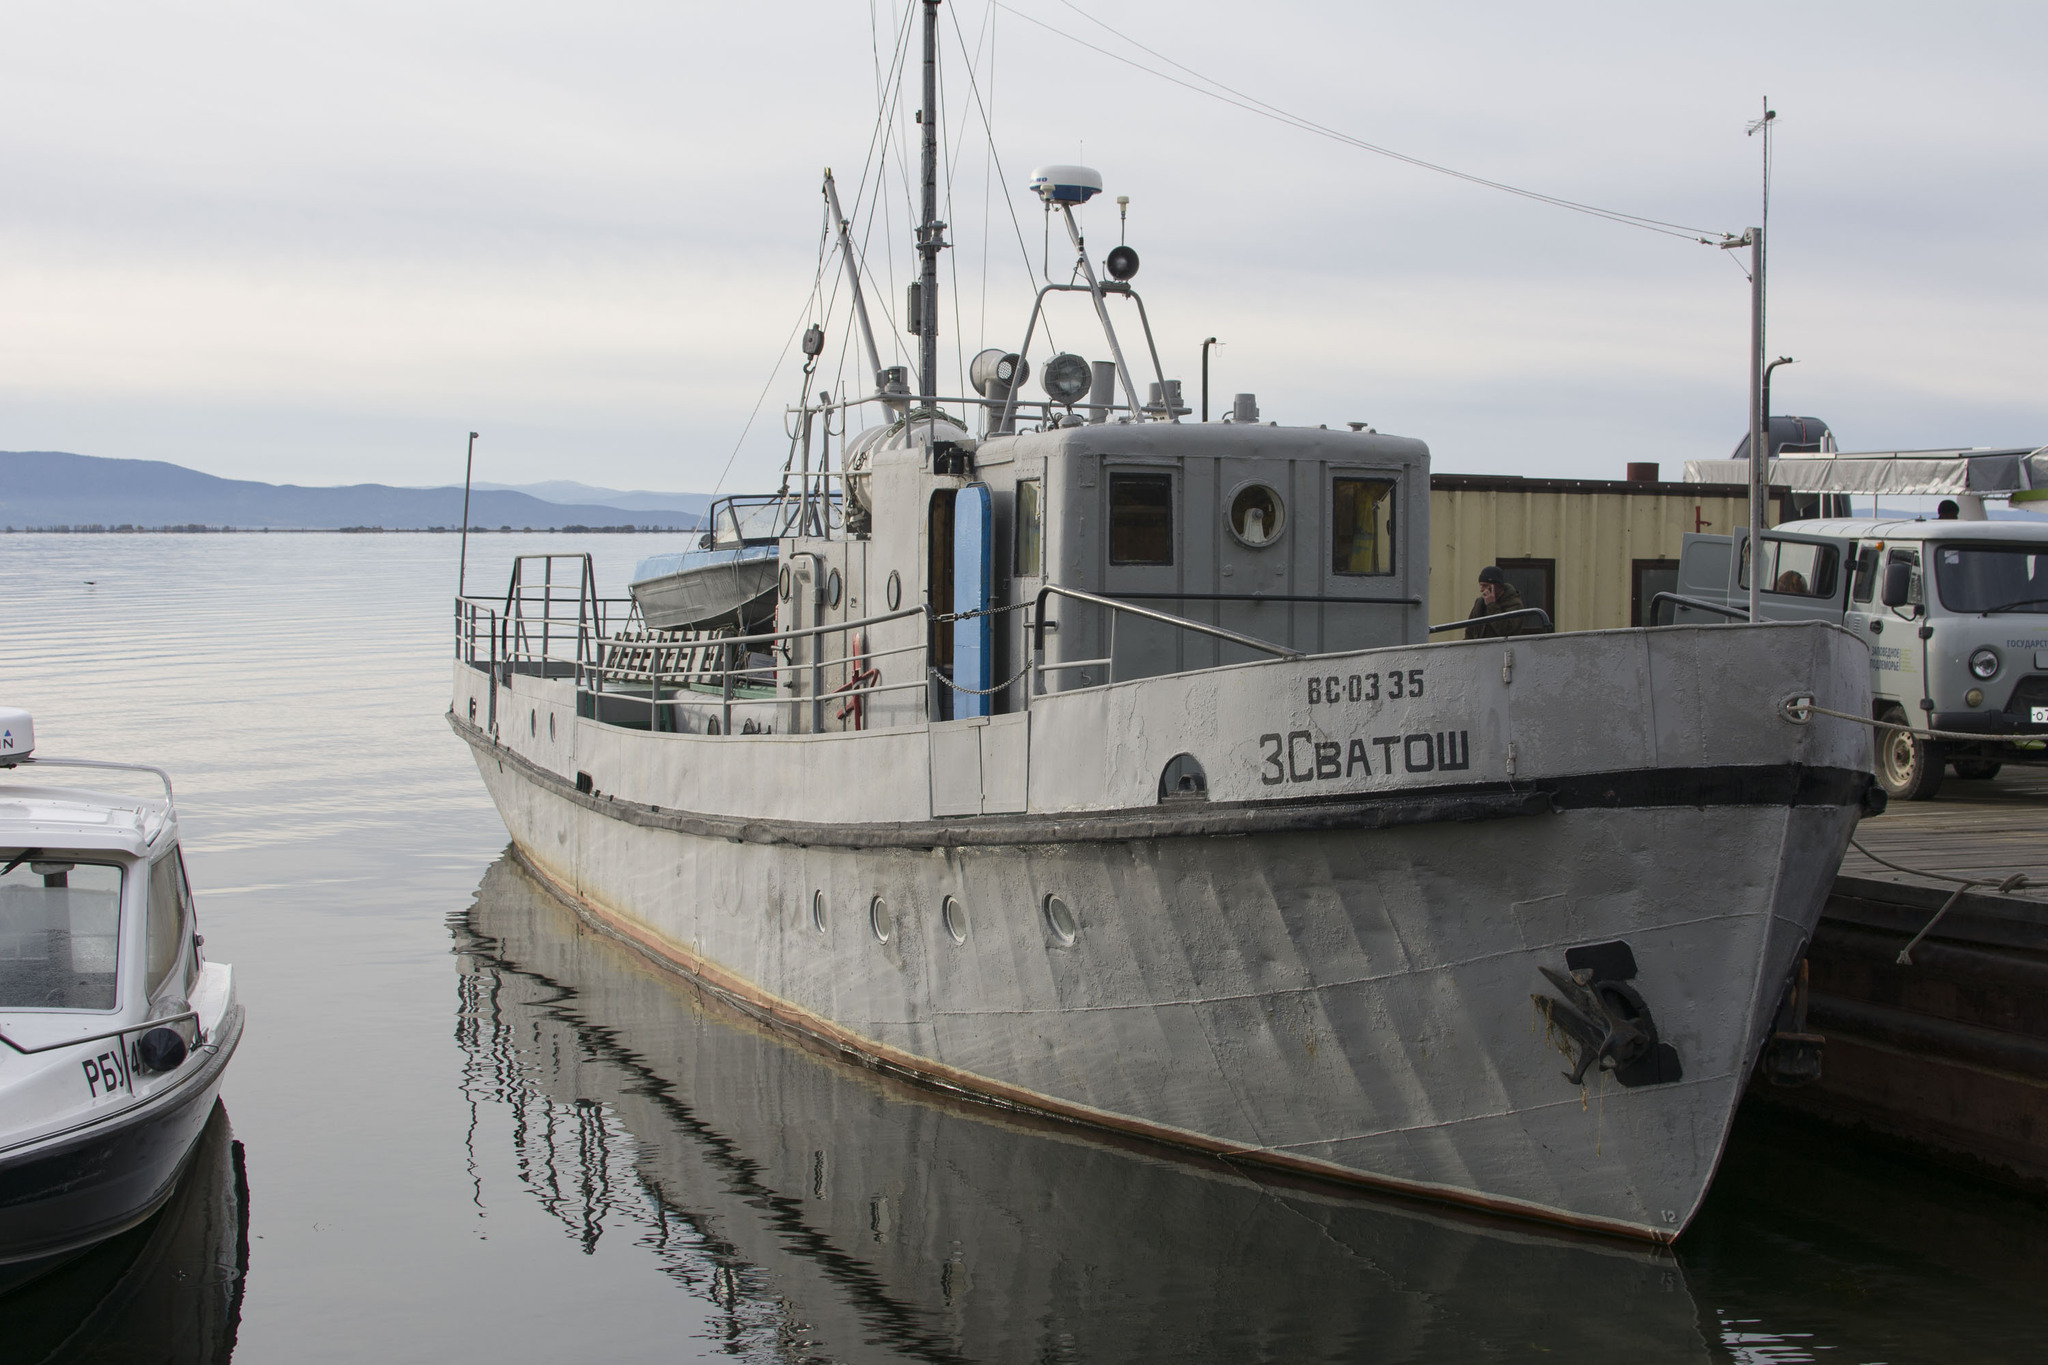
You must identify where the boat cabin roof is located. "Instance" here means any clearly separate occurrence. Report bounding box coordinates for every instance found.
[0,783,172,859]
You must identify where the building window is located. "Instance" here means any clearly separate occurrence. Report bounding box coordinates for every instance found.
[1014,479,1043,577]
[1632,558,1680,626]
[1109,473,1174,565]
[1331,477,1396,575]
[1494,558,1555,630]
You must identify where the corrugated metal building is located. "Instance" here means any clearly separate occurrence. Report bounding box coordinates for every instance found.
[1428,466,1783,633]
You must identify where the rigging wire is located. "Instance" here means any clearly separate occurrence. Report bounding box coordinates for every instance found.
[948,0,1056,350]
[709,291,824,498]
[1003,0,1725,243]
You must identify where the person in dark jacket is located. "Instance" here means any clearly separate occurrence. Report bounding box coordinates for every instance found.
[1465,565,1543,639]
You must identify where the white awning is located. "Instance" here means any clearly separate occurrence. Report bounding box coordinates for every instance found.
[1684,447,2046,496]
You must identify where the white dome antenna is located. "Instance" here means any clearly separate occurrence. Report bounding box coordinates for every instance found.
[1029,164,1103,205]
[0,707,33,764]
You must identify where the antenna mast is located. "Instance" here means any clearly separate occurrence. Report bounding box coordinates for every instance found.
[916,0,945,404]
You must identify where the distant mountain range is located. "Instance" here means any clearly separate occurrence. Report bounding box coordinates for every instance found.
[0,451,706,531]
[470,480,711,516]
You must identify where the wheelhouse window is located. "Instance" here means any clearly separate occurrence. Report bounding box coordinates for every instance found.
[1331,476,1396,576]
[1015,479,1043,576]
[1934,544,2048,614]
[0,855,122,1011]
[1739,538,1840,598]
[146,849,193,1000]
[1109,473,1174,566]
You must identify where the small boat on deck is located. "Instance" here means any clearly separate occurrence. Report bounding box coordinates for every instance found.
[0,709,243,1294]
[630,492,825,633]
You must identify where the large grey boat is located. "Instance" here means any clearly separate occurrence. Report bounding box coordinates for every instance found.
[449,1,1875,1243]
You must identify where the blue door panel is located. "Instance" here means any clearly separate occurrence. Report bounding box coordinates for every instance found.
[953,484,993,717]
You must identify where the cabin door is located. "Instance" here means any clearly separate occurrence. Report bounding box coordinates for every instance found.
[952,484,994,718]
[927,490,955,720]
[1101,464,1181,680]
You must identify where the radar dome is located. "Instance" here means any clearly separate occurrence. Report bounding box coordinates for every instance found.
[1029,165,1103,204]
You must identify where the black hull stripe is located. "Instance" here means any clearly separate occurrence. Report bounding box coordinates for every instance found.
[450,711,1874,850]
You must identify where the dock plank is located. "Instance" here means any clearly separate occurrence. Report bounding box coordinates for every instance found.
[1842,766,2048,904]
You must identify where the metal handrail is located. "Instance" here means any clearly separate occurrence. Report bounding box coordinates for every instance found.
[0,757,176,806]
[1649,592,1751,623]
[1030,583,1301,696]
[1426,607,1555,635]
[0,1009,201,1056]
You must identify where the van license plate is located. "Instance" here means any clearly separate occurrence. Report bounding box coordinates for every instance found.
[2035,706,2048,724]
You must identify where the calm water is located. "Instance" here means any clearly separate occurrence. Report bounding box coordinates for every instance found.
[3,531,2045,1363]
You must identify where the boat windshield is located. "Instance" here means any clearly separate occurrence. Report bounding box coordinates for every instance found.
[1932,543,2048,614]
[712,496,802,550]
[0,854,123,1011]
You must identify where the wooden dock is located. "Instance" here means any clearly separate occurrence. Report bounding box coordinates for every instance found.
[1842,766,2048,899]
[1754,766,2048,1185]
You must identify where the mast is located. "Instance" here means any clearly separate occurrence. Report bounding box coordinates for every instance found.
[916,0,944,403]
[823,169,885,396]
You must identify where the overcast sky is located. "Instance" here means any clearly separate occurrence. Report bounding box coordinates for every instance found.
[3,1,2043,493]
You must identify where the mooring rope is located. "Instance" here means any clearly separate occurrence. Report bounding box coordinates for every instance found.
[1783,698,2047,746]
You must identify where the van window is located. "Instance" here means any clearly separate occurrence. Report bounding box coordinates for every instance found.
[146,849,192,1000]
[1108,474,1174,565]
[1933,544,2048,614]
[1740,538,1840,598]
[1332,477,1397,576]
[1014,479,1043,576]
[0,857,122,1010]
[1851,544,1881,603]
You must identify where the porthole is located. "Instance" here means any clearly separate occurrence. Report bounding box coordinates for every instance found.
[1227,482,1286,548]
[827,568,843,608]
[812,889,827,934]
[942,895,968,945]
[529,709,536,737]
[780,565,793,601]
[548,712,556,740]
[1044,894,1077,946]
[1158,753,1208,801]
[870,895,893,944]
[886,570,903,611]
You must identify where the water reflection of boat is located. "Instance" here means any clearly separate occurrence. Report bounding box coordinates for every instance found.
[452,850,1713,1363]
[2,1100,248,1362]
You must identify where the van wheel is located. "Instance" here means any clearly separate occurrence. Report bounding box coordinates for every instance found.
[1875,706,1945,801]
[1951,759,2002,781]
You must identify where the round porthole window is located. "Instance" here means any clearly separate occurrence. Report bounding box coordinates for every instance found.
[1043,894,1077,946]
[812,890,827,934]
[943,895,968,945]
[870,896,893,944]
[827,568,843,608]
[529,709,537,736]
[548,712,556,740]
[886,570,902,611]
[1227,483,1286,548]
[780,565,793,601]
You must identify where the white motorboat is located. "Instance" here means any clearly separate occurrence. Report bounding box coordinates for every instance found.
[0,708,243,1292]
[629,493,823,633]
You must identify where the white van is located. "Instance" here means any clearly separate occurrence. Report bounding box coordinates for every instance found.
[1671,518,2048,799]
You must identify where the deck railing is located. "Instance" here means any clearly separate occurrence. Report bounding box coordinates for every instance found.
[458,562,1338,738]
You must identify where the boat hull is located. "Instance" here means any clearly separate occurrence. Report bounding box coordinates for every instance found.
[630,556,779,633]
[0,1002,243,1277]
[452,621,1875,1241]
